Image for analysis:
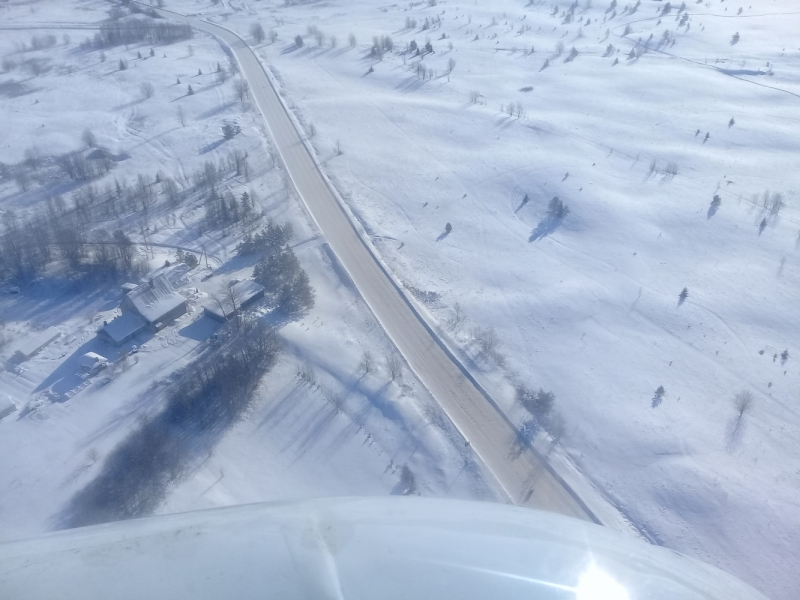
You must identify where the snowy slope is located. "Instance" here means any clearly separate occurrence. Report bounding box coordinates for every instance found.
[155,1,799,598]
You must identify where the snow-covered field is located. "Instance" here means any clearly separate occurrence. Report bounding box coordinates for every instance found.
[0,0,495,549]
[1,0,798,597]
[144,0,796,597]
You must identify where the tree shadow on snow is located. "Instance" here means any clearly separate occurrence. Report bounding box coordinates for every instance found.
[529,215,563,242]
[178,315,220,342]
[199,138,226,155]
[725,414,746,453]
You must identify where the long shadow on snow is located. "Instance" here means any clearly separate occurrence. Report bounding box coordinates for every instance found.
[53,327,280,530]
[529,215,564,241]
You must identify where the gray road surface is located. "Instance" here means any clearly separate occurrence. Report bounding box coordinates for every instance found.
[153,6,596,523]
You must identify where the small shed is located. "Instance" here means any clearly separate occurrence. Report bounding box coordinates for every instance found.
[80,352,108,373]
[204,280,265,322]
[11,327,61,362]
[0,396,16,421]
[121,282,139,294]
[98,312,146,346]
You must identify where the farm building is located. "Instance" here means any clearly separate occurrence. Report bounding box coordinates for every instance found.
[97,312,146,346]
[10,327,61,363]
[121,282,139,294]
[80,352,108,373]
[121,274,187,330]
[204,280,265,322]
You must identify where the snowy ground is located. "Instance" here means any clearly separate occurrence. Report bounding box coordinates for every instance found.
[0,0,496,546]
[149,0,797,598]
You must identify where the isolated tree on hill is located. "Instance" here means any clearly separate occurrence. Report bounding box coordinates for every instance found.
[222,123,241,141]
[81,128,97,149]
[137,50,142,59]
[679,287,689,304]
[711,194,721,209]
[251,22,265,44]
[198,68,202,76]
[295,35,304,48]
[140,82,155,99]
[547,196,570,219]
[444,222,452,234]
[187,85,194,95]
[349,33,356,48]
[269,30,278,44]
[150,48,155,57]
[119,58,127,70]
[651,385,666,408]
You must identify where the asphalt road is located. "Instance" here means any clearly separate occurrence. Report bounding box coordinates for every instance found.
[153,6,595,523]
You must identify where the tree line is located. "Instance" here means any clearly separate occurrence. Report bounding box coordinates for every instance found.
[60,322,281,528]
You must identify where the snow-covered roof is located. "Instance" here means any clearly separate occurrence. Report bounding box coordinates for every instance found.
[231,280,265,304]
[204,280,265,320]
[80,352,107,368]
[101,312,146,344]
[11,327,61,360]
[125,274,185,324]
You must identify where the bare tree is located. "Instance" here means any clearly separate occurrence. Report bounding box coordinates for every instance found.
[81,128,97,149]
[23,146,42,173]
[250,22,266,44]
[734,390,753,418]
[140,82,155,99]
[360,351,373,375]
[161,177,179,207]
[234,79,249,101]
[448,302,465,330]
[473,326,498,355]
[727,390,754,452]
[268,30,278,44]
[348,33,357,48]
[386,353,402,381]
[176,105,186,127]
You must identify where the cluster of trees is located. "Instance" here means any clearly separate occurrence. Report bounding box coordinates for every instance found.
[194,150,252,194]
[547,196,570,219]
[174,248,199,269]
[0,202,138,281]
[252,243,314,315]
[222,123,241,140]
[203,188,257,227]
[62,322,281,527]
[516,384,564,447]
[235,219,293,256]
[93,17,192,48]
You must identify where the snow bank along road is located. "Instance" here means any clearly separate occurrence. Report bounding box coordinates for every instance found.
[148,5,595,523]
